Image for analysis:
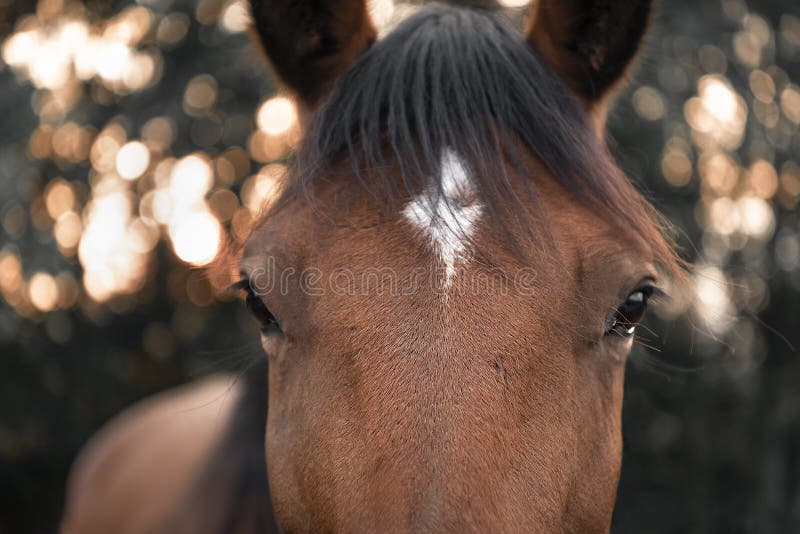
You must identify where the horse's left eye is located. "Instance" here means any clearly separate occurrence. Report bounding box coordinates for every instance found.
[605,287,653,338]
[244,287,280,332]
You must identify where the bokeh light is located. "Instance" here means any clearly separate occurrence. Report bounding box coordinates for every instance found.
[256,96,297,136]
[497,0,530,7]
[28,272,59,312]
[115,141,151,180]
[169,211,222,266]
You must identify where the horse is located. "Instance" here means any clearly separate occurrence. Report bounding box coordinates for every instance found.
[61,1,683,532]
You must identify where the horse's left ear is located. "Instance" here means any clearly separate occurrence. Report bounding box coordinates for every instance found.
[525,0,654,125]
[249,0,376,112]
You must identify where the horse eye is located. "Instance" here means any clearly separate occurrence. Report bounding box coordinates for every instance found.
[604,286,653,338]
[244,286,280,332]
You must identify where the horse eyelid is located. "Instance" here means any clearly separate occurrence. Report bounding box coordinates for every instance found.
[223,278,251,299]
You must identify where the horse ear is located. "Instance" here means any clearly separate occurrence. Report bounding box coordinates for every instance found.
[525,0,654,115]
[249,0,376,111]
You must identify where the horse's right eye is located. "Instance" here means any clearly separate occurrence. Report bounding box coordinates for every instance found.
[604,286,654,338]
[244,287,280,332]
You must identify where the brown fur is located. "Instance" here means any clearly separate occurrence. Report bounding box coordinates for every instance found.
[62,1,673,532]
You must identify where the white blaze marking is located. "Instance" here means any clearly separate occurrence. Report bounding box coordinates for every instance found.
[402,149,482,288]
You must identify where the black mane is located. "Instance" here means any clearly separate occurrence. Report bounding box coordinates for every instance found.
[291,4,658,251]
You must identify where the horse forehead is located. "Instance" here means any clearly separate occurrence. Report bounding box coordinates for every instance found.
[247,149,629,282]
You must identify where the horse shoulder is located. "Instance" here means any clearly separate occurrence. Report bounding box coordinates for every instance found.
[61,375,242,534]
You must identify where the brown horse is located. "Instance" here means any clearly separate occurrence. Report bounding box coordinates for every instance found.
[62,1,683,532]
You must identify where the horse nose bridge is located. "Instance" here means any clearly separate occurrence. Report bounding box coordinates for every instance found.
[361,343,514,465]
[348,434,502,530]
[352,439,507,532]
[332,337,537,530]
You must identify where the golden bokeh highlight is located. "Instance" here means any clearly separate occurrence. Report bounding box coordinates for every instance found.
[685,75,748,150]
[633,86,667,121]
[220,0,250,33]
[0,251,23,297]
[54,212,83,252]
[44,179,75,219]
[91,124,126,173]
[256,96,297,136]
[183,74,218,117]
[369,0,396,31]
[116,141,151,180]
[29,272,59,312]
[693,266,735,334]
[781,85,800,123]
[241,164,286,214]
[170,211,222,266]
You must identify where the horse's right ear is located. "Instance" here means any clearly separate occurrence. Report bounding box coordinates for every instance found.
[248,0,376,111]
[525,0,654,125]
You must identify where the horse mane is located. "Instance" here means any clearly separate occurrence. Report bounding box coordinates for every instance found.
[281,4,680,274]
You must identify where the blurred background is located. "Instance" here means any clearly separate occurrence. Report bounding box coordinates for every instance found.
[0,0,798,532]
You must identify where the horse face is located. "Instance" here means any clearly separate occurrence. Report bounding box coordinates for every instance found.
[244,1,663,530]
[243,168,658,531]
